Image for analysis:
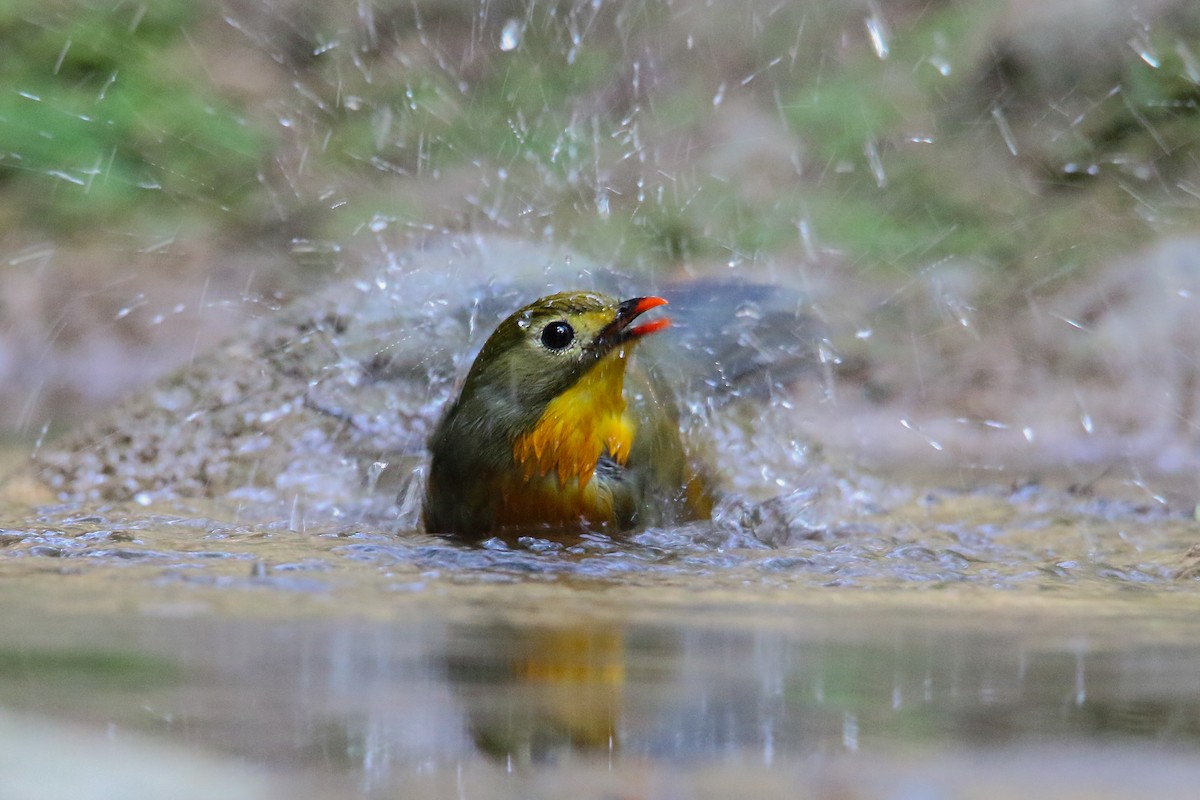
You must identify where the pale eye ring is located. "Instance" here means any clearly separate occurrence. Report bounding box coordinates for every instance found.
[540,320,575,350]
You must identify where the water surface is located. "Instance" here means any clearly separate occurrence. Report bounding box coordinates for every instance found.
[1,474,1200,798]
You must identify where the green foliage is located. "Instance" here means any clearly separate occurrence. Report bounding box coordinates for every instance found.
[2,0,1199,281]
[768,2,1200,278]
[321,12,620,187]
[0,0,268,232]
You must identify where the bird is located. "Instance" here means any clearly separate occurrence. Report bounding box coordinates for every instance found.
[422,291,710,538]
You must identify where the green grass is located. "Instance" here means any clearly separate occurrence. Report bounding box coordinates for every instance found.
[1,0,1198,287]
[0,0,268,232]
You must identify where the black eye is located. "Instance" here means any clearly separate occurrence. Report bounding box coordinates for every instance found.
[540,320,575,350]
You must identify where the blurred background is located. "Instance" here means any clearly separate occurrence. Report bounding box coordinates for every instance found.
[3,0,1200,479]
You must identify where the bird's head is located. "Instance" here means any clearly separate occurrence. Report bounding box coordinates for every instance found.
[454,291,670,432]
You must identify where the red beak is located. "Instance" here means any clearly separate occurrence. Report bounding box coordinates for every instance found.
[618,296,670,340]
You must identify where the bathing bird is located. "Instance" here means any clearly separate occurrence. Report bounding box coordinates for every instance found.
[423,291,709,538]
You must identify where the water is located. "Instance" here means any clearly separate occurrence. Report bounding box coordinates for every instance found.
[1,558,1200,799]
[1,469,1200,798]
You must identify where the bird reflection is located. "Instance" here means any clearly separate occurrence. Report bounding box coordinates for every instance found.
[445,623,627,765]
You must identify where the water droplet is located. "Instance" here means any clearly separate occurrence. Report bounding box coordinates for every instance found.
[115,294,146,319]
[1051,313,1087,331]
[991,106,1018,155]
[1129,33,1160,68]
[53,39,71,74]
[97,71,117,102]
[499,18,523,52]
[1075,392,1094,435]
[798,219,817,260]
[864,139,886,188]
[901,419,943,451]
[712,82,726,107]
[366,462,389,493]
[47,170,85,186]
[817,339,841,366]
[864,3,890,60]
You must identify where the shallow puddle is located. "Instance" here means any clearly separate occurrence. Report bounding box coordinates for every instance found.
[3,577,1200,799]
[1,471,1200,798]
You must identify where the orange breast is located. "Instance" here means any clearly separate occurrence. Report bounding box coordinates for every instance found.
[491,469,617,530]
[499,351,634,529]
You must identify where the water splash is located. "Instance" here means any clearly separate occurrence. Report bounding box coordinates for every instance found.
[928,55,952,76]
[991,106,1018,156]
[864,2,890,60]
[901,419,944,452]
[1076,392,1095,435]
[864,139,887,188]
[1128,31,1161,68]
[499,19,523,52]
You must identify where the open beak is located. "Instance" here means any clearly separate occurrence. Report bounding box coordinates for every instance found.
[605,296,670,347]
[591,296,670,356]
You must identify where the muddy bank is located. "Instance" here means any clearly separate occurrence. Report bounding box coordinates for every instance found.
[802,234,1200,497]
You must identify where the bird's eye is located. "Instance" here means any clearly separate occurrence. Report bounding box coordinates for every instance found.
[540,320,575,350]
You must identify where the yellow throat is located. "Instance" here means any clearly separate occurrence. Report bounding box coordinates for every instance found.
[511,350,636,487]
